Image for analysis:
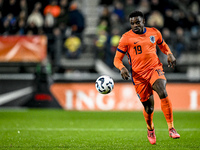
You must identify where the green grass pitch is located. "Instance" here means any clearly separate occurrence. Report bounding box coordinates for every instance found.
[0,109,200,150]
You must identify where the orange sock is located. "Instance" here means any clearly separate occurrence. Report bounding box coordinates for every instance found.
[143,109,154,130]
[161,96,174,129]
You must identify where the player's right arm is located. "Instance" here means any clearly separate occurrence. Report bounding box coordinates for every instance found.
[113,34,130,80]
[114,51,130,80]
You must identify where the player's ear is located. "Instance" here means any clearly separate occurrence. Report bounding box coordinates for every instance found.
[143,18,145,24]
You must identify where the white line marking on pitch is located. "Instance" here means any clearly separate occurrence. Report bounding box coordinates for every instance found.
[1,128,200,132]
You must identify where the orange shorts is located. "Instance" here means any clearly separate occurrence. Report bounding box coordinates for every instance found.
[134,66,166,102]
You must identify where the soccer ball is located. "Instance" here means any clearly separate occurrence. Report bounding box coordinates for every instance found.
[95,75,114,94]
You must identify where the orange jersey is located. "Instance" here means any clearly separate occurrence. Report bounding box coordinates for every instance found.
[114,27,171,83]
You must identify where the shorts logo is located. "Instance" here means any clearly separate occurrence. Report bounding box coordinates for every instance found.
[155,69,164,76]
[150,36,155,43]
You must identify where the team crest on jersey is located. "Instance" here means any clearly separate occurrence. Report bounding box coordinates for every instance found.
[150,36,155,43]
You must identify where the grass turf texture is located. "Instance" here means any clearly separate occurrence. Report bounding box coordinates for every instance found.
[0,109,199,150]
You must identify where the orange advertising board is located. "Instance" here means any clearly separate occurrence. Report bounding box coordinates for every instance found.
[50,83,200,111]
[0,36,47,62]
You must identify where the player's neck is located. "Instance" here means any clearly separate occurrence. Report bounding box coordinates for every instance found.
[132,27,146,34]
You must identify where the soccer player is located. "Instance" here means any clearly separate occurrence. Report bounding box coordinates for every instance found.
[113,11,180,145]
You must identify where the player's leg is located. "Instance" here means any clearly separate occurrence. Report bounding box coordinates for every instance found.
[135,82,156,144]
[142,95,156,144]
[152,79,173,128]
[149,66,174,129]
[152,79,180,138]
[142,95,154,130]
[135,82,155,130]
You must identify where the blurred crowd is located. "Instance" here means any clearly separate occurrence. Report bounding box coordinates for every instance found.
[0,0,200,71]
[0,0,85,64]
[95,0,200,68]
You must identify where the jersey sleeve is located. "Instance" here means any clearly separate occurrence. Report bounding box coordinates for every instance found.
[155,28,172,55]
[113,35,128,70]
[117,34,128,53]
[113,51,126,70]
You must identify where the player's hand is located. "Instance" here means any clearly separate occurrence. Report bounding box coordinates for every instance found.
[167,54,176,69]
[120,67,130,80]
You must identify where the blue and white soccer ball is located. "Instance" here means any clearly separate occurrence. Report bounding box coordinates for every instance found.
[95,75,114,94]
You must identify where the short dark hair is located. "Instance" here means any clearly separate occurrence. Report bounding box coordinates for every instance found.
[129,11,144,19]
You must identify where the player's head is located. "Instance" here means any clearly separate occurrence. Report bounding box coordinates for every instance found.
[129,11,145,34]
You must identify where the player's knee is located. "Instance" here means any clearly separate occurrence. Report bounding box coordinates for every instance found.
[145,106,154,114]
[157,89,168,99]
[153,81,168,99]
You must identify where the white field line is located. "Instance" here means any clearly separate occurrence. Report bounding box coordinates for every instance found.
[1,128,200,132]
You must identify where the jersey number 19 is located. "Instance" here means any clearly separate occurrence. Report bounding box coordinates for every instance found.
[134,45,142,55]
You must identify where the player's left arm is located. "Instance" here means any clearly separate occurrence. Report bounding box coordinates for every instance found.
[156,29,176,68]
[167,53,176,69]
